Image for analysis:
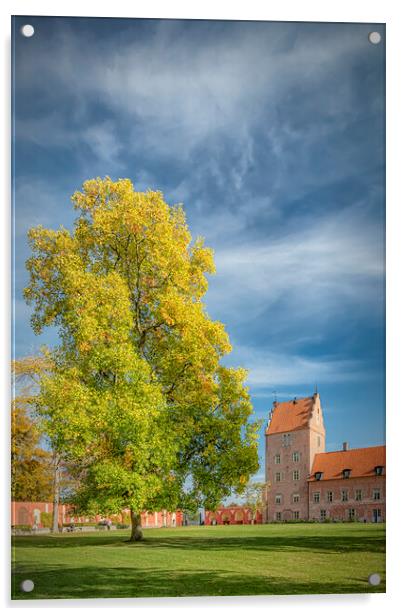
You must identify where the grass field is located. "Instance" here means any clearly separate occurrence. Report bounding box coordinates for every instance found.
[11,523,385,600]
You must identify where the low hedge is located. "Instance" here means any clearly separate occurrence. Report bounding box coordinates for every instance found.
[62,521,97,527]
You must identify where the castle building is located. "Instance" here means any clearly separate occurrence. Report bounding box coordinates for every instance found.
[264,393,385,523]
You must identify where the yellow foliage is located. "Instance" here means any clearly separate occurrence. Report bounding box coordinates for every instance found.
[23,177,259,514]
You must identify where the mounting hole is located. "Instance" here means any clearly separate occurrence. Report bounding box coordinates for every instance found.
[21,24,35,38]
[368,573,381,586]
[20,579,34,592]
[368,32,381,45]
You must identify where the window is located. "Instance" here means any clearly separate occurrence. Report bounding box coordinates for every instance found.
[293,511,300,520]
[373,489,380,501]
[313,492,320,503]
[293,470,300,481]
[283,433,291,447]
[275,494,282,505]
[275,472,281,483]
[292,451,300,463]
[293,494,300,504]
[314,471,323,481]
[320,509,327,522]
[375,465,384,476]
[355,489,362,501]
[276,512,282,521]
[274,454,281,464]
[317,436,321,447]
[341,489,348,502]
[327,491,333,503]
[342,468,351,479]
[348,508,355,521]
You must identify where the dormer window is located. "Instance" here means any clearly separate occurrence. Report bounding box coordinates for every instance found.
[374,465,384,476]
[282,433,291,447]
[342,468,351,479]
[314,471,323,481]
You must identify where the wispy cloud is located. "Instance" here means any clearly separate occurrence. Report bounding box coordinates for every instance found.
[16,115,125,171]
[204,200,383,339]
[14,177,75,240]
[226,345,370,387]
[16,21,378,168]
[12,17,385,458]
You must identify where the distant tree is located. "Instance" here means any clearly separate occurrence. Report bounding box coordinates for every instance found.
[12,356,72,532]
[24,177,260,541]
[11,400,53,502]
[241,481,265,523]
[11,357,53,502]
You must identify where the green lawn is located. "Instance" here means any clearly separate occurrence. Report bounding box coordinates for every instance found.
[11,523,385,599]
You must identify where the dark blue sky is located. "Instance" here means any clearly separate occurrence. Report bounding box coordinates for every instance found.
[12,17,385,481]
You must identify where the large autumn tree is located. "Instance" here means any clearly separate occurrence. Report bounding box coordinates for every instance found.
[24,177,259,540]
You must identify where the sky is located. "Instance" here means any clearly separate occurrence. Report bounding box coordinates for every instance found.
[12,17,386,482]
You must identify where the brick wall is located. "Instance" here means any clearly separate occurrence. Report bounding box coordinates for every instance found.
[308,475,386,521]
[205,506,263,525]
[266,428,311,521]
[11,502,183,528]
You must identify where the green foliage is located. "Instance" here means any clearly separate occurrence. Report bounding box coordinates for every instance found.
[239,481,265,520]
[120,512,131,525]
[24,177,259,521]
[40,512,53,528]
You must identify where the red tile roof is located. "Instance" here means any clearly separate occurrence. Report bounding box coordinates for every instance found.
[309,446,385,481]
[266,397,314,435]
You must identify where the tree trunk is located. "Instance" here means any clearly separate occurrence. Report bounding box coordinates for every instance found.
[129,509,143,541]
[52,458,60,533]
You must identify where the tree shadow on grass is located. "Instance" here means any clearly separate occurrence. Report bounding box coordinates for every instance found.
[12,532,385,555]
[12,533,127,549]
[11,564,386,600]
[134,533,385,555]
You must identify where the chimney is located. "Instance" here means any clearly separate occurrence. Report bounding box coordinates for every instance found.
[342,442,349,451]
[293,397,297,405]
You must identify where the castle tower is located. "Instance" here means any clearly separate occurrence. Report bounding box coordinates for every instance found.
[264,393,326,522]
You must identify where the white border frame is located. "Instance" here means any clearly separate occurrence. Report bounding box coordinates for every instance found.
[2,1,401,614]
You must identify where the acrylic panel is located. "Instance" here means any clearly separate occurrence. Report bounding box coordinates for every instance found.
[11,16,386,600]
